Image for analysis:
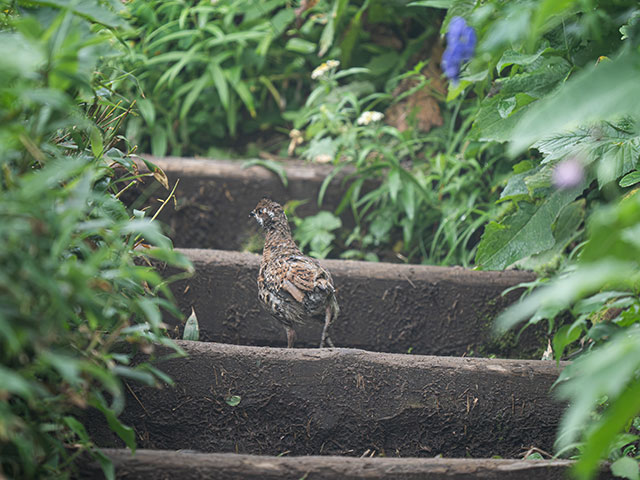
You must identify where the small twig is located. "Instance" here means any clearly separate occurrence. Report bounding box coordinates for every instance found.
[521,446,553,459]
[132,179,180,249]
[125,382,150,416]
[403,273,416,289]
[114,179,138,199]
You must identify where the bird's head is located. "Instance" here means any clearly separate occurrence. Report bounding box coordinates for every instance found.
[250,198,287,231]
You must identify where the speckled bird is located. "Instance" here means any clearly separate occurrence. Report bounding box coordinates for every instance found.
[250,198,339,348]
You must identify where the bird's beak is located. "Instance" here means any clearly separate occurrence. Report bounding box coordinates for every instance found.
[249,211,256,218]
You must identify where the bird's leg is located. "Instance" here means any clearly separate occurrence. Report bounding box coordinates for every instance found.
[320,305,334,348]
[286,326,296,348]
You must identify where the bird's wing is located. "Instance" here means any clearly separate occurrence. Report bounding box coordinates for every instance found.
[262,255,334,305]
[284,255,334,294]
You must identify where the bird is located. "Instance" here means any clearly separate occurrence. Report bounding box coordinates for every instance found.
[250,198,339,348]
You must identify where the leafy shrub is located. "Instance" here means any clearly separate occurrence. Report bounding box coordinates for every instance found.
[115,0,441,156]
[291,61,510,265]
[0,2,191,478]
[423,0,640,477]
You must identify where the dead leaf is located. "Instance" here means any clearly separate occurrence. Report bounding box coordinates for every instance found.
[385,43,446,133]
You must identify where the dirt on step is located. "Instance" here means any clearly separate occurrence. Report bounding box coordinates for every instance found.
[126,157,361,251]
[84,342,564,460]
[160,249,540,357]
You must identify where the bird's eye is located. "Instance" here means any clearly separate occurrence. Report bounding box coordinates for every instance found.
[260,208,265,214]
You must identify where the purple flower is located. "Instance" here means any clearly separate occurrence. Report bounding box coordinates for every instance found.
[552,158,585,189]
[442,16,476,82]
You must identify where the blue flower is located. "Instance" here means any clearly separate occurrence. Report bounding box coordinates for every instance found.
[442,16,476,83]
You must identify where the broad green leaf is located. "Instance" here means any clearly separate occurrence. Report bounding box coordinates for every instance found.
[495,260,637,333]
[620,171,640,188]
[497,48,549,73]
[581,190,640,262]
[471,93,535,142]
[610,457,640,480]
[516,199,585,269]
[226,395,241,407]
[510,51,640,154]
[476,187,582,269]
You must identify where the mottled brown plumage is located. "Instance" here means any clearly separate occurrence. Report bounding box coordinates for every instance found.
[250,198,339,348]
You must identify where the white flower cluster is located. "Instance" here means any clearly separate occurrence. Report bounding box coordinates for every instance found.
[357,111,384,126]
[311,60,340,79]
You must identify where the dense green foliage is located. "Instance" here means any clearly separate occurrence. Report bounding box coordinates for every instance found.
[3,0,640,478]
[0,2,191,478]
[425,0,640,478]
[291,62,510,264]
[117,0,441,156]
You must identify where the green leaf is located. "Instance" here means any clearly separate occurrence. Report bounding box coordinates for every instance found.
[495,260,637,333]
[517,199,585,269]
[510,51,640,154]
[208,63,229,110]
[90,398,136,452]
[180,75,209,120]
[93,449,115,480]
[497,48,549,74]
[183,308,200,341]
[150,124,167,157]
[90,126,103,158]
[620,171,640,188]
[0,366,35,399]
[611,457,640,480]
[388,169,401,202]
[285,38,316,54]
[225,395,241,407]
[63,416,90,443]
[408,0,453,8]
[476,187,582,270]
[137,98,156,127]
[573,380,640,479]
[30,0,126,27]
[552,323,582,362]
[318,0,348,57]
[242,159,288,187]
[471,93,536,142]
[268,8,295,37]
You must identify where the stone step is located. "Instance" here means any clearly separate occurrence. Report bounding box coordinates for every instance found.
[85,342,564,459]
[132,156,358,251]
[159,248,538,357]
[77,449,616,480]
